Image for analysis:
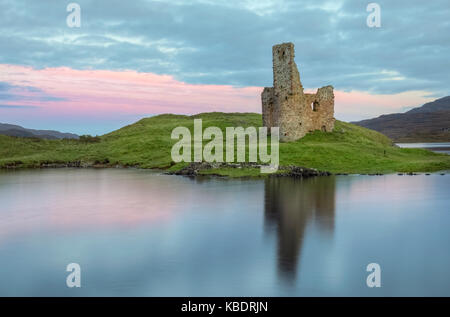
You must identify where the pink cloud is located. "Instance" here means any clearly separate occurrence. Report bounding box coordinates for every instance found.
[332,90,434,121]
[0,64,435,126]
[0,64,262,116]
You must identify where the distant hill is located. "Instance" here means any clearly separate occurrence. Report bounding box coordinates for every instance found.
[0,123,79,140]
[352,96,450,142]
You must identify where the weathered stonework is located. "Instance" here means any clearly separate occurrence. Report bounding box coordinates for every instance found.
[262,43,335,142]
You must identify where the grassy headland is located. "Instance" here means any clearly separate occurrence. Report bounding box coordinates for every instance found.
[1,112,449,176]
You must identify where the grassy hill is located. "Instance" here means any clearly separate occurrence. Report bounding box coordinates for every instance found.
[1,112,449,175]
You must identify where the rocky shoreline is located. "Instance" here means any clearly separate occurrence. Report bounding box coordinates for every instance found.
[1,160,446,177]
[1,160,128,169]
[167,162,331,178]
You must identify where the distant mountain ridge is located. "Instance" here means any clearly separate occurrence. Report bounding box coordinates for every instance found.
[407,96,450,114]
[352,96,450,142]
[0,123,79,140]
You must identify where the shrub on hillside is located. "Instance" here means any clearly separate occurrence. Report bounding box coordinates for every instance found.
[79,135,101,143]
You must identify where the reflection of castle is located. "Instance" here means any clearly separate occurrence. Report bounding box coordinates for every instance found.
[264,177,336,282]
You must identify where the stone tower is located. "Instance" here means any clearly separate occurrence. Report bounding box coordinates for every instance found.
[262,43,335,142]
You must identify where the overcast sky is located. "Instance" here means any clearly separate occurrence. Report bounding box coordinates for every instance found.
[0,0,449,134]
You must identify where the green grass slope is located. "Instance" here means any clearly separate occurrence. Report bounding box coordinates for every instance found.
[1,112,449,175]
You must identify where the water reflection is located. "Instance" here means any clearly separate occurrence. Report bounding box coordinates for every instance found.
[264,176,336,281]
[1,169,449,296]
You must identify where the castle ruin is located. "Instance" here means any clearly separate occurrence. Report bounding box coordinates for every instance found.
[262,42,335,142]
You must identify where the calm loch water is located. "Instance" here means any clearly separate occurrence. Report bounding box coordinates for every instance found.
[0,168,449,296]
[396,142,450,155]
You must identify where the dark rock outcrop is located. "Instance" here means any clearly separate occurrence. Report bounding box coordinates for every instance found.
[272,165,331,177]
[168,162,331,178]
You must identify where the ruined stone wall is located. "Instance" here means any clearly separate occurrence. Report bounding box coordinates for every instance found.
[314,85,335,132]
[261,87,274,131]
[261,42,335,142]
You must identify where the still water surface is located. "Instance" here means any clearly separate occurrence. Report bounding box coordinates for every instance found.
[396,142,450,155]
[0,168,449,296]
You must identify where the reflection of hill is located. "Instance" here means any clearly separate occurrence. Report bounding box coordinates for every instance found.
[264,177,336,282]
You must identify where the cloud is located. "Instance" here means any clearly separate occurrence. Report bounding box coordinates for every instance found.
[0,81,66,104]
[0,104,39,109]
[0,1,447,134]
[0,64,262,134]
[0,64,436,135]
[0,0,448,96]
